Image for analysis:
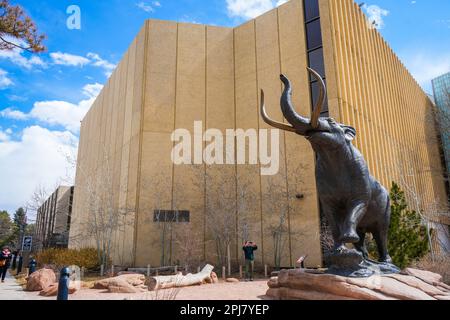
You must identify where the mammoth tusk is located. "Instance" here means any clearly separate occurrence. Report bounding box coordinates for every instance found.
[307,67,327,129]
[260,89,296,133]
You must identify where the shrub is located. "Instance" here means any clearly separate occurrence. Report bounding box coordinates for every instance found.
[412,254,450,285]
[367,182,430,269]
[35,248,103,271]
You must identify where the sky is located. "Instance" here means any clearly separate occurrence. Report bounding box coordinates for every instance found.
[0,0,449,219]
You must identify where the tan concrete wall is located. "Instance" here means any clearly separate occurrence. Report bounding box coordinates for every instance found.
[35,186,72,249]
[68,30,143,266]
[322,0,448,220]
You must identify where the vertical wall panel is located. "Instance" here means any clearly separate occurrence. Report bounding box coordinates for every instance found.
[135,20,177,267]
[172,23,207,264]
[256,9,291,268]
[205,26,237,264]
[234,21,264,266]
[279,0,322,267]
[323,0,448,228]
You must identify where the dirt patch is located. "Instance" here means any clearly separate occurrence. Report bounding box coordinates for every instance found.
[20,279,271,300]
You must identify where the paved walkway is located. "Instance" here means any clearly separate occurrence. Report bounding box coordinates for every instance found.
[0,271,28,300]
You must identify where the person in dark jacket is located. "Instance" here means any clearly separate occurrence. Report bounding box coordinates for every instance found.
[0,247,12,282]
[242,241,257,281]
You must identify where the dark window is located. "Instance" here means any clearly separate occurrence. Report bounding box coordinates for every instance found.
[306,19,322,49]
[154,210,190,223]
[310,80,329,115]
[308,48,325,80]
[304,0,320,21]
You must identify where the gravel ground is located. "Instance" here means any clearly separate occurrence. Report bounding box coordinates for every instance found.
[4,279,272,301]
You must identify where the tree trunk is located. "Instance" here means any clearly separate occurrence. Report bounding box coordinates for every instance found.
[147,264,214,291]
[227,243,231,276]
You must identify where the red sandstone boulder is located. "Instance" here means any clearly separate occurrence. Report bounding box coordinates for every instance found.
[26,269,56,292]
[266,268,450,300]
[39,282,79,297]
[93,274,146,292]
[402,268,443,285]
[106,278,141,293]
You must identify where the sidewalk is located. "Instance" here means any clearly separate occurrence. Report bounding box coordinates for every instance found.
[0,271,28,300]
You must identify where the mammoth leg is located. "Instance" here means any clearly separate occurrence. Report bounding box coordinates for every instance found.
[341,202,367,244]
[373,228,392,263]
[354,231,368,259]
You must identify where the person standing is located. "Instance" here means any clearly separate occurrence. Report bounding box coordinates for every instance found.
[16,251,23,275]
[0,247,12,283]
[11,251,17,270]
[242,241,257,281]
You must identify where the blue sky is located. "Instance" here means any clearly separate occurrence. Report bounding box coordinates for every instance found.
[0,0,449,217]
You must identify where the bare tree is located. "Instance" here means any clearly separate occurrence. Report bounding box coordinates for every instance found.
[203,166,237,273]
[262,150,309,269]
[394,156,450,259]
[173,224,204,272]
[26,184,49,250]
[69,146,135,270]
[432,86,450,182]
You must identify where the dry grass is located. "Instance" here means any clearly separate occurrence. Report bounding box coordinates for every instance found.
[412,254,450,285]
[79,275,109,289]
[12,271,28,289]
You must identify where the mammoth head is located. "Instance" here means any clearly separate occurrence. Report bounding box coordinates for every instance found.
[260,68,356,147]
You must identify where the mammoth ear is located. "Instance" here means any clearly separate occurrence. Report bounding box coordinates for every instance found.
[344,126,356,141]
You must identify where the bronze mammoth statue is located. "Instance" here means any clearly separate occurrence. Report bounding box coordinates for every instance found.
[260,68,392,264]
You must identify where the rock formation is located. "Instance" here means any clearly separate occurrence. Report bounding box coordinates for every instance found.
[266,268,450,300]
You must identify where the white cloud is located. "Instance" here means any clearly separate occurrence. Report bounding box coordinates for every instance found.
[363,4,389,29]
[7,94,28,102]
[29,97,95,133]
[226,0,288,20]
[152,1,162,7]
[1,83,102,133]
[0,69,13,89]
[0,126,77,213]
[0,107,28,120]
[137,1,155,13]
[50,52,90,67]
[49,52,116,77]
[0,36,47,69]
[87,53,116,77]
[401,52,450,93]
[82,83,104,98]
[226,0,274,19]
[0,129,9,142]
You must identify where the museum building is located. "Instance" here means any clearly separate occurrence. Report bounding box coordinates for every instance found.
[69,0,449,268]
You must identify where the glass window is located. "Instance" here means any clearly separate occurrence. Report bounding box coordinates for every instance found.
[304,0,320,21]
[310,80,329,114]
[306,19,322,49]
[154,210,190,223]
[308,47,326,80]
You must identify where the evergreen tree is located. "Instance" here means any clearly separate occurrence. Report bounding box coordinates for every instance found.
[386,182,429,269]
[13,207,27,228]
[0,210,13,247]
[12,207,27,247]
[0,0,46,52]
